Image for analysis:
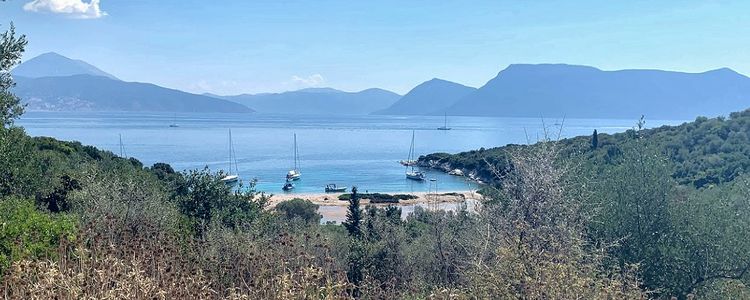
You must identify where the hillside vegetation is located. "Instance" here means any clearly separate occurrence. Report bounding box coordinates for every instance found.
[421,110,750,189]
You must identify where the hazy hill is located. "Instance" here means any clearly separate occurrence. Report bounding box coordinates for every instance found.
[12,52,119,80]
[373,78,476,115]
[446,64,750,119]
[220,88,401,114]
[14,75,253,113]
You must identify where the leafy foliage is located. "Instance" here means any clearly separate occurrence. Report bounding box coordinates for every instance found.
[422,109,750,188]
[0,23,27,127]
[0,197,76,275]
[275,198,322,224]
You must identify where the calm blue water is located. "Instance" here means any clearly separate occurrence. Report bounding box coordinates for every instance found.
[17,112,686,194]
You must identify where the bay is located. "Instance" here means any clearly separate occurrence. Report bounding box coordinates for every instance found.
[17,111,686,194]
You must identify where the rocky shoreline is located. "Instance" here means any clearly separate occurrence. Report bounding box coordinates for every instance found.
[417,158,488,184]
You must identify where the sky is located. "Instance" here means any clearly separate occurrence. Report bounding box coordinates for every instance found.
[1,0,749,95]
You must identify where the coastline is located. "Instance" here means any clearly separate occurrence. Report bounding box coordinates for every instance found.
[264,190,482,208]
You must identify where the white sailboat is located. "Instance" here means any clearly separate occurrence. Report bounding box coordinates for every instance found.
[221,129,239,184]
[399,130,418,166]
[405,130,426,181]
[169,113,179,128]
[118,134,127,157]
[286,133,301,181]
[437,112,451,130]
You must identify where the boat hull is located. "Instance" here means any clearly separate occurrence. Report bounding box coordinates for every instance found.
[406,172,426,181]
[221,175,239,184]
[286,170,301,181]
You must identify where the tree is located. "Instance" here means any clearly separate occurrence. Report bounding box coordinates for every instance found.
[343,186,363,238]
[591,129,599,149]
[177,168,267,238]
[343,186,364,296]
[0,22,27,127]
[589,138,675,295]
[275,198,321,224]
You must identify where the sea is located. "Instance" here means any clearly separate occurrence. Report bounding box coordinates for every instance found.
[16,111,686,195]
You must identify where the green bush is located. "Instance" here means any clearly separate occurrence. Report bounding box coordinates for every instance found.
[337,193,417,203]
[275,198,322,224]
[0,197,77,275]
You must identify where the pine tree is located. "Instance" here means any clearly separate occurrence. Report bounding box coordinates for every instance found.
[343,186,362,238]
[591,129,599,149]
[343,186,364,296]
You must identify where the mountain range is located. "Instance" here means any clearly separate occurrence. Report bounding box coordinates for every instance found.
[216,88,401,115]
[444,64,750,119]
[14,75,253,113]
[11,53,252,113]
[10,52,750,118]
[373,78,476,115]
[12,52,119,80]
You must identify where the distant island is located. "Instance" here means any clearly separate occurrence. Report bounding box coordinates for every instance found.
[214,87,401,115]
[373,78,476,115]
[11,53,750,118]
[379,64,750,119]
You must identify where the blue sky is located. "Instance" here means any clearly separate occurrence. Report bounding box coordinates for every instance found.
[2,0,749,95]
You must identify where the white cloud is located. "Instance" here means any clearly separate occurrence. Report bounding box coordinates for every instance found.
[291,74,326,87]
[23,0,107,19]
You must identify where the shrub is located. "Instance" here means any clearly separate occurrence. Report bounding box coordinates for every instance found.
[275,198,322,224]
[0,197,76,275]
[337,192,417,203]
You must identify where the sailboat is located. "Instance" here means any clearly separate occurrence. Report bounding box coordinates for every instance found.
[286,133,301,181]
[437,112,451,130]
[399,130,418,166]
[405,130,426,181]
[118,134,127,157]
[169,113,179,128]
[220,129,239,184]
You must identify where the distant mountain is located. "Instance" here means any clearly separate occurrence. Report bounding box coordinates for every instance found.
[446,64,750,119]
[12,52,119,80]
[14,75,253,113]
[220,88,401,115]
[373,78,476,115]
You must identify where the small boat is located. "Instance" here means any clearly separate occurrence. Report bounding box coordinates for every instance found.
[221,174,239,183]
[406,170,426,181]
[325,184,347,193]
[286,133,302,181]
[448,169,464,176]
[404,130,426,181]
[437,113,451,130]
[287,169,301,181]
[169,113,179,127]
[282,182,295,191]
[220,129,240,184]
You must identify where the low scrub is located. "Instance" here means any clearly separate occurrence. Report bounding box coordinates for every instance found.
[337,193,418,203]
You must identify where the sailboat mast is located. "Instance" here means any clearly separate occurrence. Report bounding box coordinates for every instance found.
[228,129,233,174]
[410,130,416,171]
[119,134,124,157]
[294,133,299,170]
[444,112,447,128]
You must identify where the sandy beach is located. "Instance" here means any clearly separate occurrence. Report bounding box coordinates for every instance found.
[264,190,482,208]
